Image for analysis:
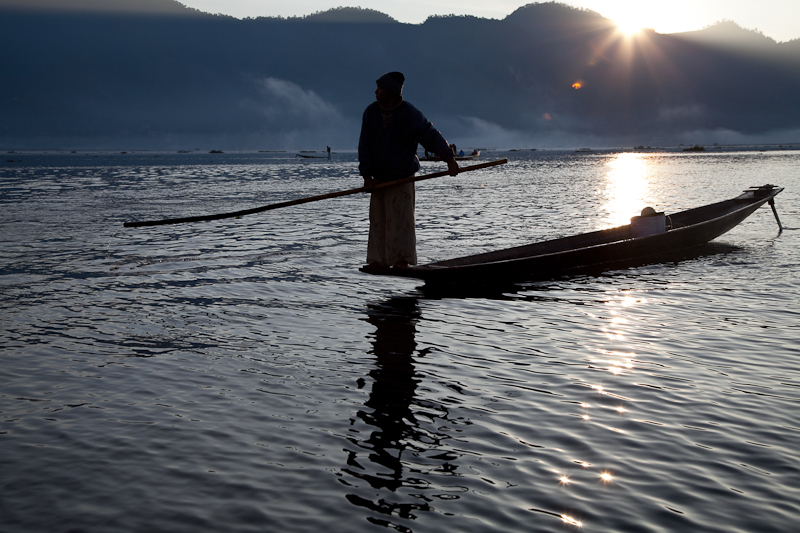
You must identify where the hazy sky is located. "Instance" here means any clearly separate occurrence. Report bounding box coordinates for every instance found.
[180,0,799,42]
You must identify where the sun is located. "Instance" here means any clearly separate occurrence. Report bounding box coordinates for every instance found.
[616,21,644,36]
[613,14,646,36]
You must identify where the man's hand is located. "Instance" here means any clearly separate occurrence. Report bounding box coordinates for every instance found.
[363,176,377,191]
[447,158,460,177]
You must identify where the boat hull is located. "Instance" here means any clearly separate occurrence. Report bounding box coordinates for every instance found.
[365,186,783,285]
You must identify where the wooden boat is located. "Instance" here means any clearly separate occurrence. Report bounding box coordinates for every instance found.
[421,150,480,161]
[296,147,332,159]
[360,185,783,286]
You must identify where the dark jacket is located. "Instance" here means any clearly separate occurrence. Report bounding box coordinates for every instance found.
[358,100,453,182]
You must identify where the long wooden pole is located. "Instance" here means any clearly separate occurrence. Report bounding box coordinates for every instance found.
[123,158,507,228]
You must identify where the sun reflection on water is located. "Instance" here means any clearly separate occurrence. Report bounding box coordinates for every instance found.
[561,515,583,527]
[602,153,651,227]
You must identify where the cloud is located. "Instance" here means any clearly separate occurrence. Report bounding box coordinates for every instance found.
[658,104,708,125]
[435,116,532,148]
[434,115,624,150]
[246,78,342,127]
[239,77,357,150]
[676,127,800,146]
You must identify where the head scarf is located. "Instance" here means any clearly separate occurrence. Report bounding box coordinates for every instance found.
[376,72,405,95]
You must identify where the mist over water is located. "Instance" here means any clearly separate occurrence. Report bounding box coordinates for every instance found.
[1,150,799,532]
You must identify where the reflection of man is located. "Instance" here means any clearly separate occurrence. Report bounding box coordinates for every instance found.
[345,297,423,492]
[358,72,459,269]
[343,297,455,520]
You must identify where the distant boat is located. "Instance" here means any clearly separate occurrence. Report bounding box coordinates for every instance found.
[296,147,332,159]
[683,145,705,152]
[575,147,592,153]
[421,150,480,161]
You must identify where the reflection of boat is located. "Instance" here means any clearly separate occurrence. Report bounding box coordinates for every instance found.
[421,150,480,161]
[361,185,784,286]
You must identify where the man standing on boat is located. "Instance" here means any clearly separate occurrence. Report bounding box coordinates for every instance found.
[358,71,459,269]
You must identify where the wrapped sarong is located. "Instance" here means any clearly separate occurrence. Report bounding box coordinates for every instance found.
[367,181,417,267]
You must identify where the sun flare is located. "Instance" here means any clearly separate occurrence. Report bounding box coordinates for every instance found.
[613,11,649,36]
[616,21,644,36]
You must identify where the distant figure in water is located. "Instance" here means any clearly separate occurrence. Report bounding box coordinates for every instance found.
[358,72,459,269]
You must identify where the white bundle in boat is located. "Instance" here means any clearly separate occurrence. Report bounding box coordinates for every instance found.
[631,207,666,238]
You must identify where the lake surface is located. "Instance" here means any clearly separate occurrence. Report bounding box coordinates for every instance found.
[1,149,799,532]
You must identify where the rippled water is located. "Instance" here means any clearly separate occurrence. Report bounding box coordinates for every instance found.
[1,150,799,532]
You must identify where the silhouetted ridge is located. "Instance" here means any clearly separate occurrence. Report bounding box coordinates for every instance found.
[0,0,204,16]
[0,1,798,149]
[504,2,613,36]
[675,20,777,48]
[299,7,397,24]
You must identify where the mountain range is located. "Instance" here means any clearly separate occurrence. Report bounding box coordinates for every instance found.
[2,0,799,150]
